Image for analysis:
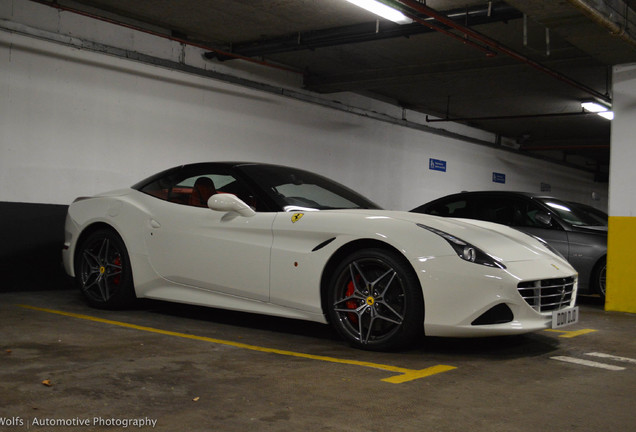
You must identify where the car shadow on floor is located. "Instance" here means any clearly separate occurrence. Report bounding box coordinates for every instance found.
[138,298,342,343]
[577,294,605,307]
[137,298,567,360]
[7,276,588,360]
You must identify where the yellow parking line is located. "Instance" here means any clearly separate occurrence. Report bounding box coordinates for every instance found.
[18,304,456,383]
[544,328,597,338]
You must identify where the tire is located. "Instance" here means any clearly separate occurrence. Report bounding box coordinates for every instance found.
[75,228,136,309]
[327,248,424,351]
[592,257,606,300]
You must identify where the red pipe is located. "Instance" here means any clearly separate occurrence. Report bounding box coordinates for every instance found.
[393,0,611,103]
[402,11,496,56]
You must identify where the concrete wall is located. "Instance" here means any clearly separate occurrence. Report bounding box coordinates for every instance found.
[0,25,607,209]
[0,0,608,289]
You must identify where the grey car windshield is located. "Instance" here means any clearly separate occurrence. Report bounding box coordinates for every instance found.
[540,199,605,227]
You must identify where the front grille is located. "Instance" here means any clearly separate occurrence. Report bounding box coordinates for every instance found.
[517,277,576,313]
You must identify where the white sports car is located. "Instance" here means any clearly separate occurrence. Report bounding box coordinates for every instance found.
[62,162,579,350]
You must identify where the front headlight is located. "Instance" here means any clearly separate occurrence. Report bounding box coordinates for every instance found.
[417,224,506,269]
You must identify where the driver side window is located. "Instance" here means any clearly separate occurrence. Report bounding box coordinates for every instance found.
[140,170,262,210]
[170,174,236,207]
[512,200,558,229]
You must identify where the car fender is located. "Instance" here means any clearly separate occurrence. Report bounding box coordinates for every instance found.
[268,210,454,315]
[64,190,159,293]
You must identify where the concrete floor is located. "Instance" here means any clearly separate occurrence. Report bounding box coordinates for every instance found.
[1,284,634,432]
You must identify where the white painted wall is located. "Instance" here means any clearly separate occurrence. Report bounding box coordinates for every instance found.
[0,0,607,211]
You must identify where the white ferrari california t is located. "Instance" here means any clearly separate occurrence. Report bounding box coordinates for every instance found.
[62,162,579,350]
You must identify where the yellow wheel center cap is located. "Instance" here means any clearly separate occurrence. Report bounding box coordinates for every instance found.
[366,296,375,306]
[99,266,106,274]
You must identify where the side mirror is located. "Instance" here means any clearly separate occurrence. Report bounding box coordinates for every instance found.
[208,194,255,217]
[535,211,552,226]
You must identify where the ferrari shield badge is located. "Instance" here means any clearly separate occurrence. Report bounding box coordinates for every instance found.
[291,213,304,223]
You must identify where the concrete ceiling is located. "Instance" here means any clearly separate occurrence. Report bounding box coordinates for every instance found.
[38,0,636,179]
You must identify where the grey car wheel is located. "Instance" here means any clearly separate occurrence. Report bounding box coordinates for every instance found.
[593,257,607,299]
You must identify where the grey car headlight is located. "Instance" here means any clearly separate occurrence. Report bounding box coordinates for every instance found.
[417,224,506,269]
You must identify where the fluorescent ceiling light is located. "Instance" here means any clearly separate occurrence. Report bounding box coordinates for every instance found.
[581,101,613,120]
[581,101,607,112]
[344,0,413,24]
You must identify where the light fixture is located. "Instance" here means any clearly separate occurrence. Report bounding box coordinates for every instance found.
[581,101,614,120]
[344,0,413,24]
[597,111,614,120]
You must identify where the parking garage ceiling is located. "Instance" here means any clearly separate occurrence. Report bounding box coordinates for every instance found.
[37,0,636,179]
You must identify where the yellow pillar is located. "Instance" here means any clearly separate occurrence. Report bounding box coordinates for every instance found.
[606,217,636,312]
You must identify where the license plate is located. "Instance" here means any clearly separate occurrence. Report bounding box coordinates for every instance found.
[552,306,579,329]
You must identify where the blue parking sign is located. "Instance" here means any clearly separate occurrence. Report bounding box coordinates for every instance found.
[492,172,506,183]
[429,158,447,172]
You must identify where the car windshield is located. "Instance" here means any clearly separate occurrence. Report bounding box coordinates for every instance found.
[540,198,605,227]
[237,164,381,211]
[567,202,608,226]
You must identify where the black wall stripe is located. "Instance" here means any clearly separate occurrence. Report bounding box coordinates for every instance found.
[0,202,70,291]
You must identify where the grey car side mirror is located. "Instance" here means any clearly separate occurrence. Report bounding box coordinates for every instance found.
[535,211,552,226]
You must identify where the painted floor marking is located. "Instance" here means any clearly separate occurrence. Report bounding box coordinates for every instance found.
[585,352,636,365]
[550,356,626,371]
[18,304,455,384]
[544,328,597,338]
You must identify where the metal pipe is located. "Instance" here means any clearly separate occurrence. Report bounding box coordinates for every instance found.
[567,0,636,46]
[521,144,609,150]
[391,0,611,103]
[426,111,597,123]
[407,16,496,56]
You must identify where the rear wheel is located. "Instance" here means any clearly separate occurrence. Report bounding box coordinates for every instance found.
[327,248,424,351]
[75,228,135,309]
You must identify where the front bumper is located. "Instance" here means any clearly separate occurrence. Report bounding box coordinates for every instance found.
[412,255,578,337]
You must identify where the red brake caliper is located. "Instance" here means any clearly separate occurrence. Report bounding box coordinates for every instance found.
[345,278,359,324]
[112,256,122,285]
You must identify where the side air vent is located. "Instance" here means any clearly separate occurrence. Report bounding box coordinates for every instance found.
[312,237,336,252]
[471,304,514,326]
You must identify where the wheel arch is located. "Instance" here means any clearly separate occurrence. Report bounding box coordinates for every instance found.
[319,238,422,323]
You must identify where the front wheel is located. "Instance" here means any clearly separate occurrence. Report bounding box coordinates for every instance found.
[592,257,606,300]
[75,228,136,309]
[327,248,424,351]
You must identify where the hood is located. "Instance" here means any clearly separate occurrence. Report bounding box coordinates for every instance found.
[572,225,608,234]
[336,209,559,263]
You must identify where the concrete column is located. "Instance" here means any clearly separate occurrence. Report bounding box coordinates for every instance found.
[606,64,636,313]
